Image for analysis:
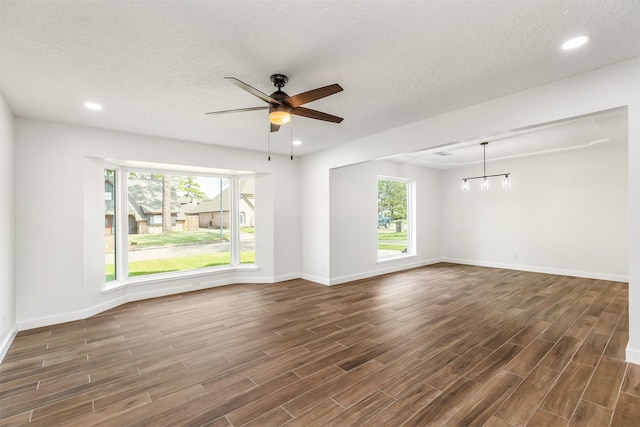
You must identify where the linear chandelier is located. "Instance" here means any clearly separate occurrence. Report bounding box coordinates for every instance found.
[462,142,510,191]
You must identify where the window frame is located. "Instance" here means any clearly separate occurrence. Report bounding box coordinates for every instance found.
[104,164,257,292]
[104,168,118,282]
[376,175,416,262]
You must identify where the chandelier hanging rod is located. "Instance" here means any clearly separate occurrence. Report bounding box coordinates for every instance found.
[463,173,510,181]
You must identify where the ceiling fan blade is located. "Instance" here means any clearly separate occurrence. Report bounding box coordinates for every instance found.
[205,106,268,115]
[284,84,343,108]
[291,106,343,123]
[270,123,280,133]
[225,77,281,105]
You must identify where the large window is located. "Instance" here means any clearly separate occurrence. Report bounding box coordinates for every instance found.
[377,176,413,260]
[105,169,116,282]
[105,167,255,283]
[238,177,255,264]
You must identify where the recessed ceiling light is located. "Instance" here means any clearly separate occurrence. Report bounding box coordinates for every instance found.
[292,140,302,146]
[84,102,103,111]
[562,36,589,50]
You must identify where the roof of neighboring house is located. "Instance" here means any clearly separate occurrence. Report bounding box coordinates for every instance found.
[180,202,200,214]
[188,195,231,214]
[127,177,186,220]
[106,176,253,218]
[241,194,254,210]
[188,180,254,214]
[239,179,254,195]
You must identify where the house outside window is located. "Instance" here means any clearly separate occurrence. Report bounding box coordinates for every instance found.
[105,168,255,283]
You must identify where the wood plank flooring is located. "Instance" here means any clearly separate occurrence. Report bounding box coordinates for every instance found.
[1,263,637,426]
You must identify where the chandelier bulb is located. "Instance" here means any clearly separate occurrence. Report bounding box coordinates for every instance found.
[481,177,489,190]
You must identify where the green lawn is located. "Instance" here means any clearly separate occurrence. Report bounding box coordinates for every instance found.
[377,244,407,251]
[240,227,255,234]
[106,230,256,281]
[377,231,407,241]
[377,229,407,252]
[128,230,228,248]
[105,251,255,280]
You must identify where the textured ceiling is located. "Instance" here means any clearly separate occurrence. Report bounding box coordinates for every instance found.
[1,1,639,156]
[386,108,628,169]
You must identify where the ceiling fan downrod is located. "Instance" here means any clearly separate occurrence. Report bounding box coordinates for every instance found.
[270,74,288,90]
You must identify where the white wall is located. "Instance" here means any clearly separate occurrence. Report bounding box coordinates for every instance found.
[300,158,331,284]
[15,119,301,329]
[627,93,640,365]
[329,160,441,284]
[0,94,16,361]
[301,58,640,364]
[273,159,302,281]
[442,145,628,281]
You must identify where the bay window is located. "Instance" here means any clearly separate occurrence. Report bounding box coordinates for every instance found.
[104,166,255,285]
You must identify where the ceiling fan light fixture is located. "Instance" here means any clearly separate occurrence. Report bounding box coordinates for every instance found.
[269,106,291,125]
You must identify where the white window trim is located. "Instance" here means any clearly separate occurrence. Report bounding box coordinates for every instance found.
[103,264,259,294]
[104,163,257,291]
[376,175,416,261]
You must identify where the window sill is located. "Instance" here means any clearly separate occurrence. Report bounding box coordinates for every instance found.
[376,253,417,264]
[102,264,259,294]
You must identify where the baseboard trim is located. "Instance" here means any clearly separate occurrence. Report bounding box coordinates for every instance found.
[441,258,628,283]
[300,273,331,286]
[17,296,128,331]
[0,325,18,364]
[627,344,640,366]
[11,260,629,338]
[329,258,443,286]
[16,273,301,332]
[272,272,302,283]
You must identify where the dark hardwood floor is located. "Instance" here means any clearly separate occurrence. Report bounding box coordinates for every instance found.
[1,263,638,426]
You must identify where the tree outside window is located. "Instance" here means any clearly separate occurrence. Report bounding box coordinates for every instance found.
[377,177,412,259]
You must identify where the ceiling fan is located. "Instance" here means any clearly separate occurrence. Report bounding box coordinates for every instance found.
[206,74,343,132]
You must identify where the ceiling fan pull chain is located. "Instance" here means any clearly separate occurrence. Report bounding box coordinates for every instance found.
[483,142,487,176]
[290,116,294,160]
[268,113,271,161]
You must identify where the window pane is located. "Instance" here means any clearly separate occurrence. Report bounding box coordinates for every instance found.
[377,178,408,259]
[239,177,255,264]
[105,169,116,281]
[127,172,231,277]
